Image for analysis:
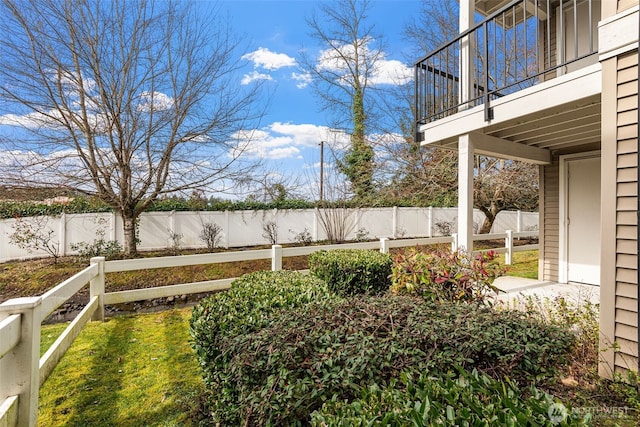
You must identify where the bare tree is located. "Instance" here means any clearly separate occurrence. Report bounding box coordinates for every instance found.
[475,158,539,233]
[300,0,384,201]
[242,172,304,203]
[0,0,263,255]
[375,1,539,229]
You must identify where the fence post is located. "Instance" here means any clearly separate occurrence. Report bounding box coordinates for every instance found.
[59,212,67,257]
[451,233,458,252]
[391,207,398,239]
[90,257,106,321]
[0,297,42,427]
[110,212,117,241]
[505,230,513,265]
[427,206,433,237]
[380,238,389,254]
[169,210,176,240]
[224,210,230,249]
[271,245,282,271]
[516,210,522,233]
[312,208,319,242]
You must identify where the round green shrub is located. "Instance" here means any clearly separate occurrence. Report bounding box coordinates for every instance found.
[200,295,575,426]
[309,249,393,296]
[189,270,337,426]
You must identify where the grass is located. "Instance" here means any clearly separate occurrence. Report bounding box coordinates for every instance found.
[38,308,204,427]
[499,249,539,279]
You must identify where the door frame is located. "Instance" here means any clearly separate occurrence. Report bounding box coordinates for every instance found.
[558,150,601,284]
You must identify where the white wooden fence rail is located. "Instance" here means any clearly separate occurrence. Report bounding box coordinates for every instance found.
[0,232,538,427]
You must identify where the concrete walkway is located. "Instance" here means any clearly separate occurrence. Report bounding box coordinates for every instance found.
[493,276,600,306]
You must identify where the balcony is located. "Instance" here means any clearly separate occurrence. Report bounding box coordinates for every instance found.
[415,0,600,153]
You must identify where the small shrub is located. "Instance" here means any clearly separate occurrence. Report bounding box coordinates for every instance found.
[71,238,122,261]
[309,249,392,296]
[355,227,369,242]
[166,229,183,255]
[290,227,313,245]
[71,220,122,261]
[433,217,455,236]
[199,222,223,251]
[390,247,504,303]
[517,295,599,367]
[190,270,335,426]
[9,215,61,263]
[198,296,574,425]
[311,369,589,426]
[261,220,278,244]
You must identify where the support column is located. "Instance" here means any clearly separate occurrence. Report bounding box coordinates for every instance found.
[458,134,475,252]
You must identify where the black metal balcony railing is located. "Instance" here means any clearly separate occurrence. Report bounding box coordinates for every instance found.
[415,0,598,139]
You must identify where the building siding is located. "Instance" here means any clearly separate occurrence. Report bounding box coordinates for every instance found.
[541,158,560,281]
[618,0,638,12]
[613,49,638,374]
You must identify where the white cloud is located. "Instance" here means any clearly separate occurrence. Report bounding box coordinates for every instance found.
[241,70,274,85]
[269,122,326,148]
[0,112,50,128]
[137,91,174,112]
[316,38,412,86]
[370,59,412,85]
[268,146,301,159]
[234,122,352,160]
[291,72,313,89]
[242,47,296,70]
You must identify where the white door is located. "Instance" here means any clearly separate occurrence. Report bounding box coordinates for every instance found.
[566,157,601,285]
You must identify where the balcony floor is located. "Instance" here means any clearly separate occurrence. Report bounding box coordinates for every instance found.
[420,64,602,159]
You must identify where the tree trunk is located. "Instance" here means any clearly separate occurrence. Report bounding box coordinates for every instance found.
[478,206,499,234]
[122,214,138,256]
[479,215,494,234]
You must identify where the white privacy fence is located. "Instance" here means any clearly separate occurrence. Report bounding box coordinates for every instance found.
[0,207,538,263]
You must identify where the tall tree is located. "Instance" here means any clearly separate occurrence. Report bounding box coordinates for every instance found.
[0,0,262,255]
[300,0,383,201]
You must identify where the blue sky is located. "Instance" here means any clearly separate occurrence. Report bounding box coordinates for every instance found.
[0,0,426,198]
[218,0,423,181]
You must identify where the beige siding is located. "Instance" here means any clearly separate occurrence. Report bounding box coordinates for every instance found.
[541,158,559,281]
[613,49,639,372]
[618,0,639,13]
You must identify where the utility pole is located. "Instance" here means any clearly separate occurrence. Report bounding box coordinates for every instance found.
[319,140,325,202]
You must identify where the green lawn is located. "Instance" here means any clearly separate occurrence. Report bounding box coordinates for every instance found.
[39,309,204,427]
[498,249,538,279]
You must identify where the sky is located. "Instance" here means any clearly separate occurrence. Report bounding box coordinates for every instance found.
[217,0,423,188]
[0,0,427,199]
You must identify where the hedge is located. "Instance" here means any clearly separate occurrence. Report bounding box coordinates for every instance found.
[192,293,576,426]
[189,270,337,425]
[309,249,393,296]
